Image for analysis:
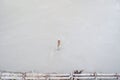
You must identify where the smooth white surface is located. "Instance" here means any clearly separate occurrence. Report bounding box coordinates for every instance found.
[0,0,120,73]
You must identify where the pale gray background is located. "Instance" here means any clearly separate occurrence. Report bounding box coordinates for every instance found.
[0,0,120,73]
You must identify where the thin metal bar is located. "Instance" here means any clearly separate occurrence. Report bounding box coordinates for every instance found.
[0,71,120,80]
